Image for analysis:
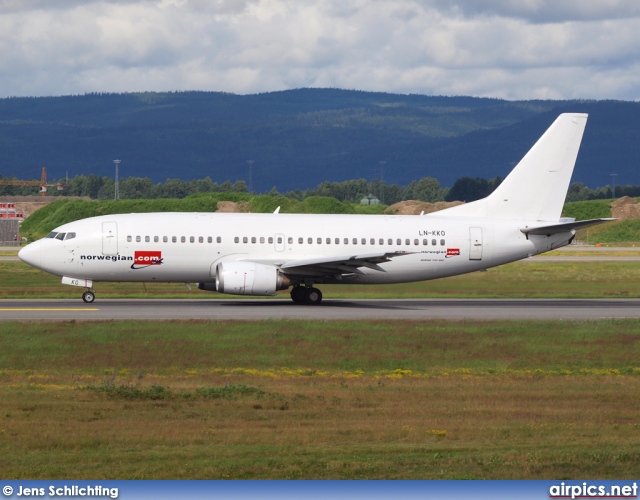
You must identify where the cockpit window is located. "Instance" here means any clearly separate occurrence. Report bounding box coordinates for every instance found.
[46,232,58,239]
[55,233,66,241]
[65,232,76,240]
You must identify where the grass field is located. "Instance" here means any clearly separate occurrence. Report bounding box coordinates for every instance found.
[1,319,639,479]
[3,249,640,479]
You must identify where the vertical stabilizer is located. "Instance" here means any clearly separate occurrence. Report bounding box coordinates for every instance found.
[437,113,588,221]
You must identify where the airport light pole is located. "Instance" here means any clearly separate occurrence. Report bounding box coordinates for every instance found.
[247,160,254,193]
[113,160,121,200]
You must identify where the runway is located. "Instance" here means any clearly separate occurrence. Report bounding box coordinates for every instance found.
[0,298,639,321]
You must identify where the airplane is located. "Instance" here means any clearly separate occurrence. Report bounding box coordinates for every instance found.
[18,113,613,305]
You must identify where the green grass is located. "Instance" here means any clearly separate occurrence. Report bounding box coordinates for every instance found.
[4,260,640,299]
[578,219,640,244]
[0,319,639,373]
[563,199,613,220]
[0,319,639,479]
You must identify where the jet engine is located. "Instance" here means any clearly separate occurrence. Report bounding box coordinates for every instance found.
[215,261,290,296]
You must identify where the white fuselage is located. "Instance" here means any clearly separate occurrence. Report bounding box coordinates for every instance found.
[19,211,573,287]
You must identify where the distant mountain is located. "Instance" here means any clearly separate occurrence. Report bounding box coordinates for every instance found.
[0,89,637,192]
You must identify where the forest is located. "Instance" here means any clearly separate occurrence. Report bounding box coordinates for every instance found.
[0,172,633,205]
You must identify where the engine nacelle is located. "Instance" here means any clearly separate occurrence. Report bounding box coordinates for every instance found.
[216,261,290,296]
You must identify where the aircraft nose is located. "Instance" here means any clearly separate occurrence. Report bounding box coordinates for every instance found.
[18,242,41,269]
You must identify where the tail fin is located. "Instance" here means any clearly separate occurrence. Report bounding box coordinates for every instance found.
[437,113,588,221]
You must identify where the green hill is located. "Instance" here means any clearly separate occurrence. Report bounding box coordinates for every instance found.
[4,89,638,193]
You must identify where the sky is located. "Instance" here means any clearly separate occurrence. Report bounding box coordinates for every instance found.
[1,0,640,100]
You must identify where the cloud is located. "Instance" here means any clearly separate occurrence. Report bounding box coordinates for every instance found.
[429,0,640,23]
[0,0,639,100]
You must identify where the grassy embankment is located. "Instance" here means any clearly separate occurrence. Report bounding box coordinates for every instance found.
[1,319,639,479]
[20,195,638,243]
[19,194,386,241]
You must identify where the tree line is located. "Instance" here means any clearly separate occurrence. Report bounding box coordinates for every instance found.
[0,172,636,204]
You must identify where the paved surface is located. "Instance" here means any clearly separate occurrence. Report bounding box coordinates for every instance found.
[0,298,639,321]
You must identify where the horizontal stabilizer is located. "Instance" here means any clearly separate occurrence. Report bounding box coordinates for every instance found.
[520,218,616,236]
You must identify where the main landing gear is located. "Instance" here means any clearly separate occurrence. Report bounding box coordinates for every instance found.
[290,285,323,305]
[82,289,96,303]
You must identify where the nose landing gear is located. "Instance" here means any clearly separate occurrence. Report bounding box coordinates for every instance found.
[82,289,96,303]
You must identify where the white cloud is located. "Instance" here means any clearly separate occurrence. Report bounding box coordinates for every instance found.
[0,0,639,99]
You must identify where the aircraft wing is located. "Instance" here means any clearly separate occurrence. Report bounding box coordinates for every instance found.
[520,218,616,236]
[279,251,413,277]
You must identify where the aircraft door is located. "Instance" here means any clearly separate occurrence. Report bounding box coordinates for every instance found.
[274,233,285,252]
[469,227,483,260]
[102,221,118,256]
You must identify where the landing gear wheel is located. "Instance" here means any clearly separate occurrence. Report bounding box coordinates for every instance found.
[303,287,323,305]
[290,286,306,304]
[82,291,95,303]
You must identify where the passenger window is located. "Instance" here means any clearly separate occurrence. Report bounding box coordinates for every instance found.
[317,238,322,244]
[136,236,141,243]
[55,233,66,240]
[46,232,58,239]
[216,237,221,243]
[335,238,340,244]
[361,238,366,245]
[397,239,401,245]
[379,238,384,245]
[370,238,375,245]
[344,238,349,245]
[432,239,436,246]
[154,236,159,243]
[268,237,274,244]
[234,237,239,243]
[199,236,203,243]
[414,239,419,245]
[163,236,168,243]
[145,236,150,243]
[243,237,248,243]
[181,236,186,243]
[405,239,410,245]
[208,237,213,243]
[326,238,331,244]
[353,238,357,245]
[127,235,132,242]
[65,232,76,240]
[251,237,256,244]
[172,236,177,243]
[288,237,293,244]
[441,239,445,246]
[298,237,303,244]
[277,237,283,244]
[387,239,392,245]
[308,237,313,244]
[187,236,193,243]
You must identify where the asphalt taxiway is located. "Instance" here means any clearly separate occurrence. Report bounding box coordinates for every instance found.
[0,298,639,321]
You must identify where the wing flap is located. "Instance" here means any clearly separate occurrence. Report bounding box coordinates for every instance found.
[280,251,412,277]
